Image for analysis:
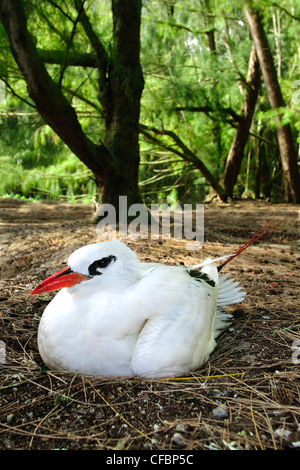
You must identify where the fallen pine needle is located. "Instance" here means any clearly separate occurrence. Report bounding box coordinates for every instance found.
[157,371,247,381]
[86,379,152,442]
[250,392,264,450]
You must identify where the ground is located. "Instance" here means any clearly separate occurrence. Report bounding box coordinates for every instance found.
[0,198,299,451]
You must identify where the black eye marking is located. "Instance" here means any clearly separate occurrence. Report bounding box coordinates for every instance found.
[88,255,117,276]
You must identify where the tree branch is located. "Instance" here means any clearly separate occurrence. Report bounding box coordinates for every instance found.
[58,3,84,88]
[266,1,300,21]
[175,105,242,125]
[37,9,70,44]
[0,75,35,108]
[74,0,109,110]
[37,48,98,67]
[62,85,103,114]
[140,124,227,201]
[44,0,75,23]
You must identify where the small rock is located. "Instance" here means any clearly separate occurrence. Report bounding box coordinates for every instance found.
[6,413,14,424]
[212,404,228,420]
[172,432,186,446]
[175,423,186,433]
[275,428,291,440]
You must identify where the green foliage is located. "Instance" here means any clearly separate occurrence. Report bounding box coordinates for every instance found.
[0,0,299,203]
[0,105,97,201]
[139,0,300,202]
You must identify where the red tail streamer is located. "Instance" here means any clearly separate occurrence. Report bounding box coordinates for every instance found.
[217,218,286,271]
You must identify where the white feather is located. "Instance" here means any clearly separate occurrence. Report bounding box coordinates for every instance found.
[213,272,246,339]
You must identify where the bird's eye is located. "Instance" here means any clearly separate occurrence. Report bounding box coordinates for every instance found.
[88,255,117,276]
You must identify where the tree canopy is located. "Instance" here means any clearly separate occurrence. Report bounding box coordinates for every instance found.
[0,0,299,204]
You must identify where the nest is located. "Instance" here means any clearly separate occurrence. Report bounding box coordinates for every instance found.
[0,199,299,450]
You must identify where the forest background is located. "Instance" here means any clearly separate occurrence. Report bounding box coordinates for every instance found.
[0,0,299,208]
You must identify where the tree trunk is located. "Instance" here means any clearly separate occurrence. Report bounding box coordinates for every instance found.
[0,0,144,207]
[246,7,300,203]
[221,45,260,197]
[100,0,144,207]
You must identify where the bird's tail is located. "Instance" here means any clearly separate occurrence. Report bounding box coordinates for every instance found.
[217,218,286,272]
[212,218,286,338]
[213,272,246,338]
[192,218,286,271]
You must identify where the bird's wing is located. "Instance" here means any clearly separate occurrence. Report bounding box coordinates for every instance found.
[131,264,219,378]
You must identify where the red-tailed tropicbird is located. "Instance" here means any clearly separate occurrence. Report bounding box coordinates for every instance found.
[31,219,284,378]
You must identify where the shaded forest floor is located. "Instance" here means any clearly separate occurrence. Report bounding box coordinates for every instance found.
[0,198,299,450]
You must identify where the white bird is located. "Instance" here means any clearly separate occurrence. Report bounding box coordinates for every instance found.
[31,219,283,378]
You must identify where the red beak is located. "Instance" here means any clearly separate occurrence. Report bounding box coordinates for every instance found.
[30,266,90,295]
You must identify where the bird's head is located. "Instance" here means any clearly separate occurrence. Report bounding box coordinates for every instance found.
[31,240,139,295]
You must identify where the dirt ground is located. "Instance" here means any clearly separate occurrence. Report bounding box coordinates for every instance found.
[0,198,299,451]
